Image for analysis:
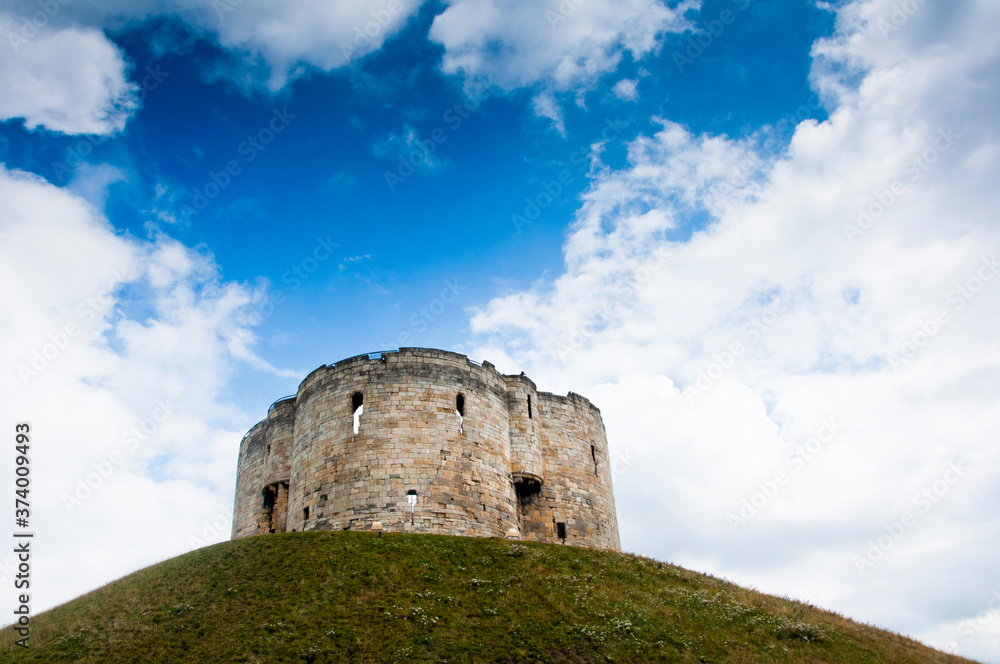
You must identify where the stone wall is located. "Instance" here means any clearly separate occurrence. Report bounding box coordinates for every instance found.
[231,397,294,538]
[232,348,619,551]
[505,373,543,485]
[520,391,620,550]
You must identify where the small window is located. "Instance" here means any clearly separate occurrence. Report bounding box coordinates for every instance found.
[352,392,364,435]
[556,522,566,540]
[456,393,465,433]
[591,445,598,476]
[407,489,418,526]
[303,506,310,520]
[527,395,532,419]
[266,444,270,457]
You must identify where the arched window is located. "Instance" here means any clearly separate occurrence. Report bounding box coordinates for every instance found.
[352,392,363,435]
[456,393,465,433]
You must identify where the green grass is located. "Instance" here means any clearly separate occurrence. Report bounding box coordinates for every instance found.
[0,532,979,663]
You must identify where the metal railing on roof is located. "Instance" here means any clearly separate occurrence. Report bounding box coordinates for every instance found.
[365,349,399,359]
[268,395,296,410]
[330,348,488,366]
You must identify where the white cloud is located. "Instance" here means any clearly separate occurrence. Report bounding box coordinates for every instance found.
[469,0,1000,659]
[69,162,128,209]
[612,78,639,101]
[0,164,286,615]
[0,11,138,135]
[2,0,685,130]
[189,0,426,90]
[532,91,565,134]
[429,0,697,91]
[2,0,425,92]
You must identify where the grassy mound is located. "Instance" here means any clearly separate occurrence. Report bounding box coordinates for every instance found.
[0,531,977,663]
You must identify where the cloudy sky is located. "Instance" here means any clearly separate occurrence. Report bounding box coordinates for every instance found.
[1,0,998,659]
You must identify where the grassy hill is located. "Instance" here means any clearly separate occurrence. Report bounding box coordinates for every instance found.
[0,531,979,663]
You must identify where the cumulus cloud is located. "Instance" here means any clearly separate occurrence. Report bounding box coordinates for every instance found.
[186,0,425,90]
[68,163,128,209]
[2,0,686,127]
[469,0,1000,659]
[0,11,138,135]
[1,0,424,91]
[429,0,697,91]
[0,164,285,614]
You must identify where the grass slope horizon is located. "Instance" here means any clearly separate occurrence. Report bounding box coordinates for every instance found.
[0,532,979,663]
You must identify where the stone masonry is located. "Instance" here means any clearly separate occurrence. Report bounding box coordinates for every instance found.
[232,348,620,550]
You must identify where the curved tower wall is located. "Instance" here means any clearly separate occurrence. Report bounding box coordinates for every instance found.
[286,349,518,536]
[231,348,620,550]
[519,392,621,550]
[231,397,295,538]
[505,374,543,485]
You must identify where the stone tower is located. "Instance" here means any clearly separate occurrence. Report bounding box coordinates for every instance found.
[232,348,620,550]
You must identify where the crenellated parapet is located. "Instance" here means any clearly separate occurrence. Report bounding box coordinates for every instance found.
[232,348,619,550]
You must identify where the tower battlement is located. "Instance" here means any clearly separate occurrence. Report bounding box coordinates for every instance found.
[232,348,620,550]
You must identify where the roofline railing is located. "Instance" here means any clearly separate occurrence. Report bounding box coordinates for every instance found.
[365,349,399,359]
[268,395,296,410]
[327,348,490,369]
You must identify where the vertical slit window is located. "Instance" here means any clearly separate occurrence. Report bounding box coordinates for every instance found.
[352,392,364,435]
[591,445,598,476]
[303,506,310,520]
[527,395,532,419]
[407,490,418,526]
[456,393,465,433]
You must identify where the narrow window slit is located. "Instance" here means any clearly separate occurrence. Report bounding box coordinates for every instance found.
[527,395,532,419]
[352,392,364,435]
[407,490,418,526]
[591,445,598,477]
[456,393,465,433]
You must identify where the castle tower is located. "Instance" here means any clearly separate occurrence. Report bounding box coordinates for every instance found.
[232,348,620,550]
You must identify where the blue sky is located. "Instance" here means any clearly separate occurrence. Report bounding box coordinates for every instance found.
[1,0,831,399]
[2,0,999,660]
